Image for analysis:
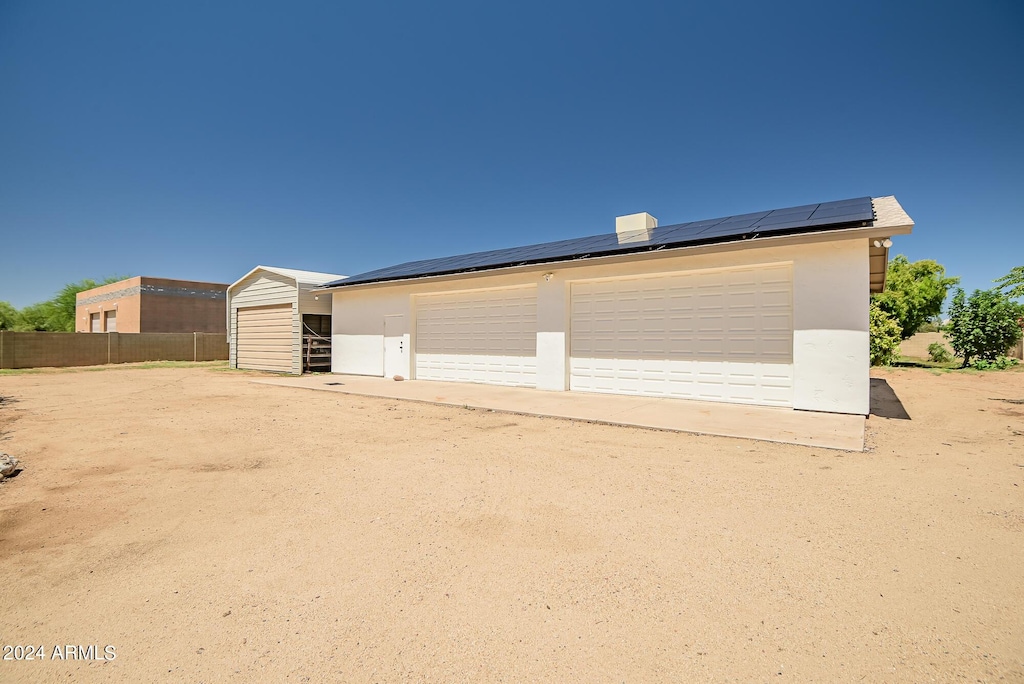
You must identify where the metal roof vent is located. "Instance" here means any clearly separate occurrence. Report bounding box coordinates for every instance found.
[615,212,657,244]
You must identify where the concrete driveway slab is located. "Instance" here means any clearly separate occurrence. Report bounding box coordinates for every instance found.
[253,374,865,450]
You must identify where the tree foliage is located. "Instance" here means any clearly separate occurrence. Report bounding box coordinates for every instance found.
[872,255,959,340]
[995,265,1024,299]
[946,288,1024,368]
[869,301,902,366]
[0,301,20,330]
[14,303,54,331]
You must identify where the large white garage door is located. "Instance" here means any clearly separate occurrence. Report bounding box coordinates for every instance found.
[570,264,793,406]
[415,286,537,387]
[236,304,293,372]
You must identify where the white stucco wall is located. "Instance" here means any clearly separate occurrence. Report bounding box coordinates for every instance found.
[332,289,412,377]
[330,236,871,414]
[792,239,870,414]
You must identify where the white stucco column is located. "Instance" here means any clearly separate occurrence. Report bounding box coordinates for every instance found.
[535,274,568,391]
[792,239,870,415]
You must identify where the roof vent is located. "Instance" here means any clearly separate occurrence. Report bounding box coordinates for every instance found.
[615,212,658,244]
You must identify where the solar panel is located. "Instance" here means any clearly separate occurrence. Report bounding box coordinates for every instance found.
[319,196,875,288]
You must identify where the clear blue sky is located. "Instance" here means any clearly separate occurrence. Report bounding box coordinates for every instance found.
[1,1,1021,308]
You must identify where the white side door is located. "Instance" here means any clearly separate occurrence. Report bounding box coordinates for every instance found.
[383,314,408,379]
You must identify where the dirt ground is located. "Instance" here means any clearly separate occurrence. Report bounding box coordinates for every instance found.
[0,364,1022,682]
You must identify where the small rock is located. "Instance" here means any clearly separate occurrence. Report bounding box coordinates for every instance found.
[0,454,19,478]
[392,375,405,381]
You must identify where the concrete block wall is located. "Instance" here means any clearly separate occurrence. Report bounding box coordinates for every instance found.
[0,332,110,368]
[139,294,227,334]
[0,332,228,369]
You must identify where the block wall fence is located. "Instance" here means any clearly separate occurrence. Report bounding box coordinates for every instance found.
[0,332,228,369]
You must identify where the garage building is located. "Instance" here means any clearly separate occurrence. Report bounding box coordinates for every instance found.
[76,276,228,334]
[317,196,913,415]
[227,266,346,374]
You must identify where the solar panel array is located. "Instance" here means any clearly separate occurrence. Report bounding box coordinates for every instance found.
[322,196,874,289]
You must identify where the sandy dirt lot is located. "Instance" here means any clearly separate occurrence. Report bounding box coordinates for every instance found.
[0,364,1022,682]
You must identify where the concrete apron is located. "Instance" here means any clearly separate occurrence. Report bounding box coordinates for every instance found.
[253,375,865,451]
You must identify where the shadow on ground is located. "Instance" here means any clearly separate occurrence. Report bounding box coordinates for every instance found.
[870,378,911,420]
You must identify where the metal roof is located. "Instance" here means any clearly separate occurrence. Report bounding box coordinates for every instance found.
[319,196,880,290]
[229,265,347,292]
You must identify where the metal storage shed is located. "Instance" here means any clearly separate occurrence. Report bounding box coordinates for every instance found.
[227,266,346,374]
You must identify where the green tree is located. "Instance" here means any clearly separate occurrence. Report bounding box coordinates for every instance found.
[946,288,1024,368]
[995,265,1024,299]
[872,255,959,339]
[0,301,20,330]
[869,301,902,366]
[14,302,53,331]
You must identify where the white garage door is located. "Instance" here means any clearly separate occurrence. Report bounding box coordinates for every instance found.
[570,264,793,406]
[415,286,537,387]
[236,304,293,372]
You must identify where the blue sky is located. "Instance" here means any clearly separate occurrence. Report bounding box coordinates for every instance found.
[1,1,1021,308]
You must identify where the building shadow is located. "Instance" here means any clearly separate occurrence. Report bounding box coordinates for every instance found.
[870,378,911,420]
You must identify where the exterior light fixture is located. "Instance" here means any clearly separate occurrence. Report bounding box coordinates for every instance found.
[543,272,554,282]
[882,239,893,248]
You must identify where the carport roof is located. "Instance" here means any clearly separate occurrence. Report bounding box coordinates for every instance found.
[318,195,913,290]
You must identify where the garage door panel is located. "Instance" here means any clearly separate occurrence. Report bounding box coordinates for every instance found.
[235,329,292,339]
[415,287,537,388]
[417,353,537,386]
[570,265,793,407]
[236,304,292,372]
[760,290,791,307]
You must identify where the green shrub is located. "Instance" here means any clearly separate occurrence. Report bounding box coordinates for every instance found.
[947,288,1024,367]
[969,356,1019,370]
[870,301,902,366]
[927,342,952,363]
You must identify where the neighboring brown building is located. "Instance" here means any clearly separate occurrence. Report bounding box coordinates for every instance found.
[75,277,228,334]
